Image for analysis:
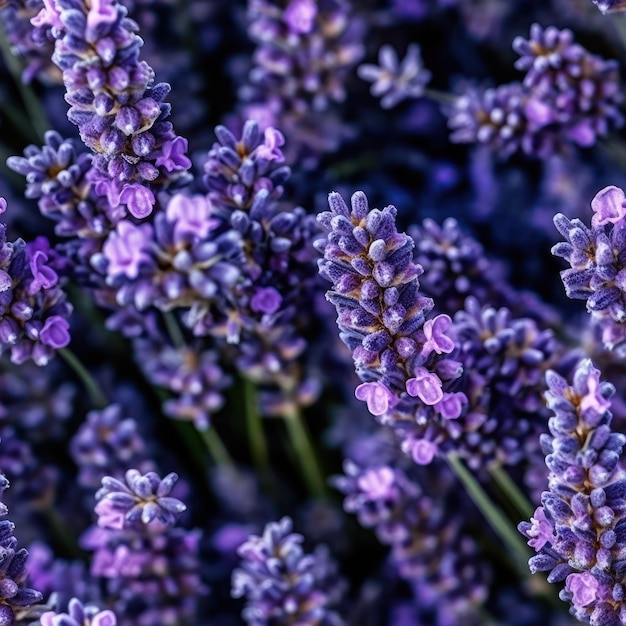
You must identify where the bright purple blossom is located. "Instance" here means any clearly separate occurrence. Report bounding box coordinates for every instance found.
[553,185,626,349]
[95,469,186,530]
[40,598,117,626]
[35,0,191,219]
[518,360,626,623]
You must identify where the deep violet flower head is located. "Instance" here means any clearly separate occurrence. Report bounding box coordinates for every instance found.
[134,336,232,430]
[231,516,346,626]
[40,598,117,626]
[316,191,467,463]
[552,185,626,350]
[408,217,509,314]
[450,24,622,156]
[94,469,186,530]
[94,191,243,335]
[32,0,191,219]
[448,82,529,157]
[7,131,123,242]
[70,403,153,489]
[0,1,59,84]
[358,43,431,109]
[334,460,490,622]
[0,215,72,366]
[0,472,43,624]
[203,120,290,215]
[239,0,365,164]
[518,359,626,624]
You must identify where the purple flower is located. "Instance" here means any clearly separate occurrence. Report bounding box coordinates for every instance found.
[40,0,191,220]
[101,221,152,280]
[40,598,117,626]
[95,469,186,530]
[518,360,626,622]
[231,517,345,626]
[355,382,398,416]
[553,186,626,349]
[166,194,219,241]
[283,0,317,34]
[358,43,431,109]
[406,368,443,405]
[334,460,490,621]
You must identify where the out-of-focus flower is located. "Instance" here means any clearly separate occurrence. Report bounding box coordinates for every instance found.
[358,44,431,109]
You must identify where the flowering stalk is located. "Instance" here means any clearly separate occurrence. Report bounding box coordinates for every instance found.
[32,0,191,219]
[519,359,626,623]
[553,185,626,350]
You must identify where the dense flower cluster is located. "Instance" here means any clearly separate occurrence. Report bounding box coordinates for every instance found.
[519,360,626,623]
[32,0,191,219]
[1,1,626,624]
[553,185,626,350]
[449,23,623,156]
[231,516,345,626]
[0,202,71,366]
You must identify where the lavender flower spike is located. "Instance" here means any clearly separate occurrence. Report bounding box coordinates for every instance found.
[518,359,626,624]
[553,185,626,349]
[33,0,191,219]
[40,598,117,626]
[232,516,345,626]
[95,469,186,530]
[316,191,466,458]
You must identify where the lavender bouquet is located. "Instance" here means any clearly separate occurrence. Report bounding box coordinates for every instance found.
[0,0,625,624]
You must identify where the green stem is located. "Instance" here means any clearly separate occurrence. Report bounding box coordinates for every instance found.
[43,506,81,559]
[423,87,458,106]
[0,25,49,140]
[163,310,186,349]
[243,378,270,477]
[612,14,626,58]
[446,453,530,575]
[198,426,234,468]
[283,408,327,499]
[489,464,535,520]
[59,348,108,408]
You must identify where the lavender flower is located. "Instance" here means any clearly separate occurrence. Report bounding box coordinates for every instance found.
[0,215,72,366]
[32,0,191,219]
[94,192,242,334]
[134,337,231,429]
[316,190,465,463]
[518,359,626,623]
[0,0,59,84]
[448,83,529,157]
[40,598,117,626]
[239,0,365,165]
[552,185,626,349]
[358,44,431,109]
[83,525,204,625]
[450,296,561,469]
[513,23,622,147]
[7,131,121,242]
[451,24,622,156]
[0,471,43,624]
[70,403,152,489]
[231,516,345,626]
[409,217,508,314]
[203,121,322,411]
[334,460,490,623]
[94,469,186,530]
